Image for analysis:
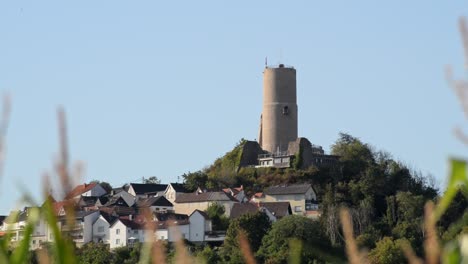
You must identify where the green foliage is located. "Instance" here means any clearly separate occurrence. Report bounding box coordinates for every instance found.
[368,237,407,264]
[293,143,303,170]
[201,139,247,188]
[205,203,230,231]
[196,245,221,264]
[77,242,112,264]
[221,212,271,263]
[257,215,338,263]
[181,171,208,191]
[143,176,161,184]
[113,245,141,264]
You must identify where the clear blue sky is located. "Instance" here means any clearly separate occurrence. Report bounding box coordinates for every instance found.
[1,1,467,214]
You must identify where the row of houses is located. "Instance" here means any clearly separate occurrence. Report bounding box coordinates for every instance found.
[0,181,319,250]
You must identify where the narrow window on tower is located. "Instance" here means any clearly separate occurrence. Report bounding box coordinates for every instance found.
[282,106,289,115]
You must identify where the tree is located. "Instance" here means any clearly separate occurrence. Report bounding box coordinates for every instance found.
[257,215,337,263]
[205,203,229,230]
[368,237,407,264]
[221,212,271,263]
[143,176,161,184]
[196,246,221,264]
[182,171,208,191]
[77,242,113,264]
[90,180,113,194]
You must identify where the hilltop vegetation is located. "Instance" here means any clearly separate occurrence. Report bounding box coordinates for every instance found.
[182,133,456,263]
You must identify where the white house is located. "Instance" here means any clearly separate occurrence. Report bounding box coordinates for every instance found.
[188,210,212,242]
[109,218,146,249]
[136,196,173,213]
[92,212,117,244]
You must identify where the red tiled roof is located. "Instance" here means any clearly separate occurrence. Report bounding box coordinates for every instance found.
[65,183,98,199]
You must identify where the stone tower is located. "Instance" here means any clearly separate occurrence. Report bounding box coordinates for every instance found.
[258,64,298,153]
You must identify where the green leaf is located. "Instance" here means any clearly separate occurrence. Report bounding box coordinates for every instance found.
[10,208,40,264]
[435,158,468,221]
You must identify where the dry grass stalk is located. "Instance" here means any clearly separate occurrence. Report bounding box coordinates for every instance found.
[238,230,256,264]
[339,208,368,264]
[56,107,72,198]
[424,201,440,264]
[448,17,468,146]
[37,248,51,264]
[151,240,166,264]
[459,17,468,70]
[401,241,424,264]
[55,107,77,228]
[170,222,193,264]
[0,93,11,181]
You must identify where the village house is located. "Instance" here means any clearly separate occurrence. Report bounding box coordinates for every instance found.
[65,183,107,200]
[164,183,190,203]
[109,218,146,249]
[174,191,238,217]
[263,183,319,218]
[230,203,277,222]
[58,210,100,247]
[222,186,248,203]
[105,190,136,207]
[92,211,117,244]
[135,196,173,213]
[154,212,190,242]
[128,183,168,199]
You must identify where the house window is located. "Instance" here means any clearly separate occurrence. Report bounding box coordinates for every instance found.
[32,240,36,244]
[98,226,104,233]
[294,206,302,212]
[133,230,138,234]
[282,106,289,115]
[116,229,120,235]
[116,239,120,245]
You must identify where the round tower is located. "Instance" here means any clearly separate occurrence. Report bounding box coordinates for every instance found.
[260,64,298,154]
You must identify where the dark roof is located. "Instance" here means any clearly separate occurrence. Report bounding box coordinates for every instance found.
[136,196,173,208]
[79,196,99,207]
[259,202,291,218]
[169,183,190,193]
[100,206,136,216]
[264,184,312,195]
[130,183,168,195]
[119,218,145,230]
[154,212,189,222]
[230,203,260,219]
[98,210,118,225]
[175,192,238,203]
[58,210,98,221]
[97,196,109,205]
[105,196,130,207]
[190,210,210,219]
[0,216,6,225]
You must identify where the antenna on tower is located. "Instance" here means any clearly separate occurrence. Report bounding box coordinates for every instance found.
[265,57,268,67]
